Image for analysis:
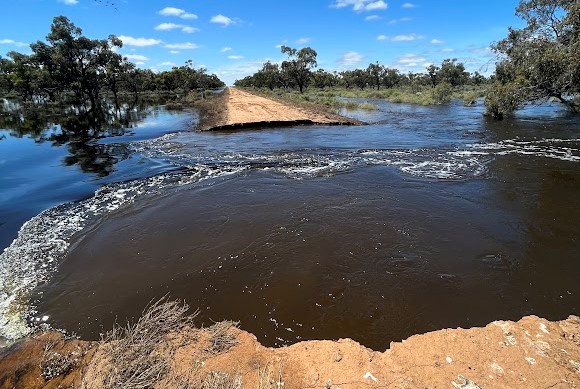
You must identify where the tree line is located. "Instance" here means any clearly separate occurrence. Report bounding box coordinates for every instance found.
[236,0,578,118]
[235,49,490,93]
[0,16,225,114]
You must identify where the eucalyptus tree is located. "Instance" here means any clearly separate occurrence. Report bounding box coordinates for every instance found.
[312,69,336,89]
[280,45,317,93]
[259,61,281,90]
[3,52,37,101]
[367,62,386,90]
[485,0,579,117]
[426,64,439,88]
[437,59,468,87]
[381,68,402,89]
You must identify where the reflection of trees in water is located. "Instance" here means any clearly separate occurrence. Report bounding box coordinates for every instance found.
[0,98,158,176]
[63,141,131,177]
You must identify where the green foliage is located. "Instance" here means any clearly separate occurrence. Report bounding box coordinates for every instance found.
[234,46,491,99]
[382,68,402,89]
[431,82,453,104]
[280,45,318,93]
[367,62,385,90]
[484,82,525,118]
[437,59,469,87]
[312,69,338,89]
[485,0,580,116]
[462,91,482,106]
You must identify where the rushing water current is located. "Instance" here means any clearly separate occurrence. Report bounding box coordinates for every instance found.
[1,99,579,350]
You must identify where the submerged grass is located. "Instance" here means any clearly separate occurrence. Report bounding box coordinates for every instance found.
[246,85,488,107]
[253,88,378,111]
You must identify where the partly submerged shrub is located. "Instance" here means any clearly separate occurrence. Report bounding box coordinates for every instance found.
[431,82,453,104]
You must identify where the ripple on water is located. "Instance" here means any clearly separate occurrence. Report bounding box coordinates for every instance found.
[0,165,246,341]
[2,131,580,341]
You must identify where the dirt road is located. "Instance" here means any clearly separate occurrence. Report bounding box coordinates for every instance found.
[202,87,361,130]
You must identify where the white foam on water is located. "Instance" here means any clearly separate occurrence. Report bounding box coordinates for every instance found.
[3,134,576,341]
[0,164,247,342]
[464,138,580,162]
[133,136,490,181]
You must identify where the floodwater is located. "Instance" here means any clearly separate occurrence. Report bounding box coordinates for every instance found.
[1,99,579,350]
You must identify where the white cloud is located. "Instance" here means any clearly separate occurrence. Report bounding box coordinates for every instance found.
[365,15,380,21]
[379,33,424,42]
[158,7,198,19]
[210,14,235,27]
[441,48,455,53]
[214,60,265,85]
[170,50,180,54]
[134,61,146,66]
[366,0,388,11]
[155,23,181,31]
[228,55,244,60]
[332,0,388,12]
[221,47,233,52]
[155,23,198,33]
[388,17,412,24]
[159,61,176,67]
[395,53,426,67]
[295,37,310,44]
[430,39,444,44]
[124,54,149,62]
[0,39,27,47]
[402,2,416,8]
[337,51,365,67]
[164,42,200,50]
[58,0,78,5]
[392,33,423,41]
[118,35,162,47]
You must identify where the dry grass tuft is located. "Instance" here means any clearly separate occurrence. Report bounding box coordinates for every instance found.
[206,320,240,355]
[256,362,284,389]
[96,297,198,389]
[200,371,243,389]
[195,89,228,130]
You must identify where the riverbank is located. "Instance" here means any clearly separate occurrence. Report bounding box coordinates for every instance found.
[196,87,364,131]
[1,302,578,388]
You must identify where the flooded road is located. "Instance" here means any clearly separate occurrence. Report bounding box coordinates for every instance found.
[1,100,579,350]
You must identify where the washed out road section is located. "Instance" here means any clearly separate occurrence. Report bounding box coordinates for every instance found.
[203,87,362,131]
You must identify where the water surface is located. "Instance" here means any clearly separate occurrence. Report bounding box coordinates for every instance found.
[1,99,579,350]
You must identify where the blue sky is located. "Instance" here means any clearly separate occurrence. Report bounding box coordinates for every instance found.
[1,0,524,85]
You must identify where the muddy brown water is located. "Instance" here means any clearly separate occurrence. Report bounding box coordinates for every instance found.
[2,100,579,350]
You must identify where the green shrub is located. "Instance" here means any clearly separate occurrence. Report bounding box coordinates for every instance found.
[431,82,453,104]
[484,82,523,119]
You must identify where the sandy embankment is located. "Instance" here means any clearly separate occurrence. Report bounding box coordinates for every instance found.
[198,87,363,131]
[1,315,578,388]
